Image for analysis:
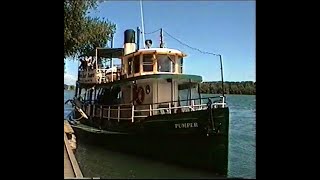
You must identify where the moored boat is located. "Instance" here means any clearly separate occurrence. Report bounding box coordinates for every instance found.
[66,28,230,176]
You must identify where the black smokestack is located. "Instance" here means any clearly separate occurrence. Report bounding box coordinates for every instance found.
[124,29,135,44]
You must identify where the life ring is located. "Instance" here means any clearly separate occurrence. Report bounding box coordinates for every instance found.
[136,87,145,104]
[133,86,145,105]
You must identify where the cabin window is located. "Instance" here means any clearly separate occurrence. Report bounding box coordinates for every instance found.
[190,84,200,105]
[172,58,176,73]
[157,55,175,72]
[134,55,140,73]
[178,82,200,106]
[142,54,153,72]
[128,57,133,75]
[177,56,183,73]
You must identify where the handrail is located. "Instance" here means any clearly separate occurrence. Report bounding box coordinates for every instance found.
[84,95,224,107]
[85,96,227,124]
[78,67,121,84]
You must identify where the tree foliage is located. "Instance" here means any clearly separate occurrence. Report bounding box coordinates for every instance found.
[200,81,256,95]
[64,0,116,59]
[64,84,75,90]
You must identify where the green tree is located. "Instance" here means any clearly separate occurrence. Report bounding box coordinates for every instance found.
[64,0,116,59]
[69,85,75,90]
[199,81,256,95]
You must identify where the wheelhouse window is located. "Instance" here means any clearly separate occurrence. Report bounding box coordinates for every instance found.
[178,82,200,106]
[128,57,133,75]
[177,56,183,73]
[143,54,153,72]
[157,54,175,72]
[134,55,140,73]
[171,57,176,73]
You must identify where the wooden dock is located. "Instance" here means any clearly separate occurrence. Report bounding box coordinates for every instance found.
[64,120,83,178]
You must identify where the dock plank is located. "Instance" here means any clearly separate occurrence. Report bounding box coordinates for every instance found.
[64,120,74,134]
[64,145,75,178]
[64,121,83,179]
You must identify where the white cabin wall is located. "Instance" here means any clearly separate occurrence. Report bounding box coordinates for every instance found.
[157,79,172,103]
[151,79,179,104]
[151,79,179,115]
[153,80,158,104]
[152,80,158,115]
[173,79,179,102]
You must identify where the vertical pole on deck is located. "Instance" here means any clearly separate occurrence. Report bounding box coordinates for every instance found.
[219,55,225,97]
[160,28,164,48]
[95,49,98,70]
[111,33,114,82]
[75,82,78,97]
[137,27,140,51]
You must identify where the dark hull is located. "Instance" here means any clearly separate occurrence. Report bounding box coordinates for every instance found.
[72,108,229,176]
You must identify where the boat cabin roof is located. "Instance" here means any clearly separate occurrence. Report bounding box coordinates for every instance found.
[79,47,187,59]
[78,74,202,89]
[79,48,124,59]
[124,48,187,57]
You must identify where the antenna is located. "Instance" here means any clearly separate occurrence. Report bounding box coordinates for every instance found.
[139,0,145,48]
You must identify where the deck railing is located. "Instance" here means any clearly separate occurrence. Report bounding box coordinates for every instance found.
[78,67,121,84]
[81,96,226,123]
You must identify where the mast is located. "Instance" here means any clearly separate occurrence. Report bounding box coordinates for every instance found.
[139,0,145,48]
[160,28,164,48]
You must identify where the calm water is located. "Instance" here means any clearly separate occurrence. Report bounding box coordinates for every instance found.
[64,90,256,179]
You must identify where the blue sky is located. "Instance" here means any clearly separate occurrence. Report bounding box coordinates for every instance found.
[64,1,255,85]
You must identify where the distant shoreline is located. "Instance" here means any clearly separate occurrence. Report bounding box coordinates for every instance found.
[200,81,256,95]
[64,84,75,90]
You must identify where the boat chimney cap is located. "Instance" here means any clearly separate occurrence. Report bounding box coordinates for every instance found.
[145,39,152,48]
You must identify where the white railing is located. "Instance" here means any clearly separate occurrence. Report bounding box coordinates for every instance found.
[81,96,227,123]
[78,66,121,84]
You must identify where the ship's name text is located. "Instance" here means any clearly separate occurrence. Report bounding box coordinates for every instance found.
[175,122,198,129]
